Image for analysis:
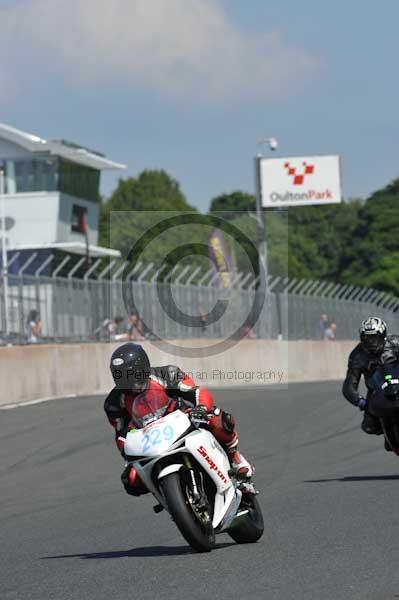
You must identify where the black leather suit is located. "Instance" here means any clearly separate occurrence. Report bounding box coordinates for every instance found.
[342,335,399,406]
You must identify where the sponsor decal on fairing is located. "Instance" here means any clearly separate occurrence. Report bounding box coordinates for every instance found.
[197,445,228,483]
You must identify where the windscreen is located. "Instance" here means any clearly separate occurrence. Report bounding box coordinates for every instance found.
[131,390,172,427]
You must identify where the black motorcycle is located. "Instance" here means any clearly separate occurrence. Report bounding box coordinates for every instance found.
[368,363,399,454]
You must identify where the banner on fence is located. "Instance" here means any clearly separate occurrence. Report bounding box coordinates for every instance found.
[208,228,233,288]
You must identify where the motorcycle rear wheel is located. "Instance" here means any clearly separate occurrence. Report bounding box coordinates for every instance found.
[161,471,215,553]
[227,493,264,544]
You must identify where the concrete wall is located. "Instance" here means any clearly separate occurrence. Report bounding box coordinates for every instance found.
[0,339,354,407]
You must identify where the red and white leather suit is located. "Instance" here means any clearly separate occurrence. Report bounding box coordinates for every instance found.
[104,365,243,494]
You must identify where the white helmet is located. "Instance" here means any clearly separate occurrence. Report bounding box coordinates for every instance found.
[359,317,387,353]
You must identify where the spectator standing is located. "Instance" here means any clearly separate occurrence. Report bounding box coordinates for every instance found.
[324,322,337,341]
[319,313,329,339]
[93,318,113,341]
[112,316,129,341]
[127,309,145,341]
[93,316,128,342]
[26,310,42,344]
[199,309,208,334]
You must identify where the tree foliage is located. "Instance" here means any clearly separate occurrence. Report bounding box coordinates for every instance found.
[102,171,399,295]
[99,170,205,275]
[287,201,363,280]
[209,191,256,220]
[340,185,399,294]
[99,169,195,248]
[210,181,399,294]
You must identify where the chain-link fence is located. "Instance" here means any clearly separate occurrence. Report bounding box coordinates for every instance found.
[0,257,398,345]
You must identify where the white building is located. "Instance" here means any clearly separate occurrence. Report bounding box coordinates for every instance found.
[0,123,125,274]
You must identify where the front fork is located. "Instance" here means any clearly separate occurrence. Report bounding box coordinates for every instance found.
[184,455,201,502]
[183,455,213,524]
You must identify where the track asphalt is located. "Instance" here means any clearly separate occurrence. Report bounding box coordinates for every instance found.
[2,382,399,600]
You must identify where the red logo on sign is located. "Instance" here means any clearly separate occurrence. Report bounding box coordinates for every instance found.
[284,162,315,186]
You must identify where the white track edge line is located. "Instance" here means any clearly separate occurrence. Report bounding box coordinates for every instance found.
[0,394,79,410]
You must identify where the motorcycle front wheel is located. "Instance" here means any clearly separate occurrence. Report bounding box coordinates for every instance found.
[161,471,215,553]
[382,418,399,454]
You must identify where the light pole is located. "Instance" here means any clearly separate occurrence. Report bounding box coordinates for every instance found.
[0,169,9,338]
[253,137,278,294]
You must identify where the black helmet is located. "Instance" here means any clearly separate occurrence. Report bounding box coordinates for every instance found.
[359,317,387,355]
[110,343,151,391]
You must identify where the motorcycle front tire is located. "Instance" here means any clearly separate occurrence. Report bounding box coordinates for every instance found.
[161,471,215,553]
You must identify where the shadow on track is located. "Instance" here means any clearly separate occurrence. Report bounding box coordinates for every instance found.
[305,475,399,483]
[41,542,235,560]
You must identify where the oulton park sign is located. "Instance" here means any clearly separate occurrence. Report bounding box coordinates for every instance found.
[259,155,342,208]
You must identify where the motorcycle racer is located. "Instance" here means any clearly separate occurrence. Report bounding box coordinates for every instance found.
[104,343,253,496]
[342,317,399,436]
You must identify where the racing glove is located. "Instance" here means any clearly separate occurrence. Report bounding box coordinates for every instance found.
[115,419,129,457]
[358,397,368,411]
[189,405,209,427]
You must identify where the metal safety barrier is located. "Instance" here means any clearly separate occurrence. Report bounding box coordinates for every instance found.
[0,254,397,345]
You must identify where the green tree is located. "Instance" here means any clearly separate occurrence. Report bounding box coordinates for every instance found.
[98,169,206,275]
[341,180,399,294]
[208,191,364,281]
[224,211,289,278]
[360,252,399,295]
[209,191,256,220]
[99,169,196,248]
[287,201,362,280]
[99,169,399,295]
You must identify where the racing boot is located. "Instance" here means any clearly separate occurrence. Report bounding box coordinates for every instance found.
[361,411,383,435]
[228,449,254,478]
[225,434,254,478]
[227,448,257,494]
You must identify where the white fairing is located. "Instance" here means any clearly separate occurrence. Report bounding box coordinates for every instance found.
[125,410,191,457]
[124,409,242,531]
[185,430,231,493]
[184,430,237,528]
[158,464,184,479]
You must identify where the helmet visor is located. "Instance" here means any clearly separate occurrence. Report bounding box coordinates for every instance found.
[361,333,385,354]
[112,366,150,391]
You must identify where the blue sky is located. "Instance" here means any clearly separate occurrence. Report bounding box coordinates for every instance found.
[1,0,398,211]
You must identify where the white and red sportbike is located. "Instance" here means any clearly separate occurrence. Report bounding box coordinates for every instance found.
[124,398,264,553]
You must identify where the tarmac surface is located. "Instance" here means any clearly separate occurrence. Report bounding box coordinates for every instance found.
[2,382,399,600]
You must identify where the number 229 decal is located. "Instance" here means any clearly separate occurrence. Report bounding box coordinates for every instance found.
[142,425,174,453]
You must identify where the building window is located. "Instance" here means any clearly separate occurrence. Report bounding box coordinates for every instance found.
[71,205,88,234]
[14,158,58,193]
[10,157,99,201]
[58,159,100,202]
